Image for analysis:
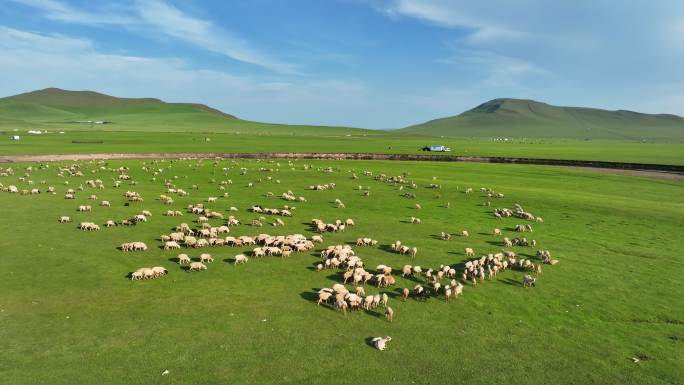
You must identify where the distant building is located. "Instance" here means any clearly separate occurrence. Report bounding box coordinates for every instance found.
[10,135,20,140]
[27,130,43,134]
[422,144,451,152]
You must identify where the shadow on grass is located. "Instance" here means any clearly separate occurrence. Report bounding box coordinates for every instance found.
[499,278,521,287]
[299,290,337,312]
[363,308,384,319]
[364,337,378,349]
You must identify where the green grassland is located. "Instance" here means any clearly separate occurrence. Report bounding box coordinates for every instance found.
[0,159,682,385]
[401,98,684,140]
[2,88,683,165]
[0,88,369,136]
[2,130,683,165]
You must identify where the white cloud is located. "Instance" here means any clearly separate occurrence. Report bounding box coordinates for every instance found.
[0,26,93,52]
[0,27,376,127]
[134,0,297,74]
[437,49,553,91]
[10,0,295,73]
[384,0,528,44]
[11,0,136,25]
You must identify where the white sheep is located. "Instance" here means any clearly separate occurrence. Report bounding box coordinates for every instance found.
[188,262,207,271]
[234,254,248,265]
[372,336,392,350]
[385,306,394,322]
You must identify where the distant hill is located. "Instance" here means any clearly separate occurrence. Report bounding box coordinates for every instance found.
[400,98,684,140]
[0,88,369,135]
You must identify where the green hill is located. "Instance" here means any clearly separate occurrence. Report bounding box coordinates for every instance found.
[400,98,684,140]
[0,88,370,136]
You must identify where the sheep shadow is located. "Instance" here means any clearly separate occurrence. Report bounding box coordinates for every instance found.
[378,244,397,254]
[364,337,378,349]
[363,308,385,319]
[400,274,424,284]
[499,278,521,287]
[167,257,180,263]
[298,291,336,312]
[447,251,466,257]
[386,289,404,299]
[429,234,447,240]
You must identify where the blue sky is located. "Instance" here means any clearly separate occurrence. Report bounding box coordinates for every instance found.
[1,0,683,128]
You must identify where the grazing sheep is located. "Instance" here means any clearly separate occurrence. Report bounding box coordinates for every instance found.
[188,262,207,271]
[385,306,394,322]
[152,266,168,277]
[461,230,469,237]
[523,274,536,288]
[164,241,181,250]
[58,216,71,223]
[200,253,214,263]
[494,228,502,236]
[464,247,475,257]
[401,288,409,301]
[234,254,248,265]
[317,291,333,305]
[372,336,392,350]
[130,271,144,280]
[142,268,155,280]
[177,254,191,264]
[453,282,463,298]
[381,293,389,307]
[401,265,413,277]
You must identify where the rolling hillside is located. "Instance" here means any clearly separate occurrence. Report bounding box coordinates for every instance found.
[400,98,684,140]
[0,88,370,136]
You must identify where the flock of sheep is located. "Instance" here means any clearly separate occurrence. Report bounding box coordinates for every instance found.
[1,158,559,352]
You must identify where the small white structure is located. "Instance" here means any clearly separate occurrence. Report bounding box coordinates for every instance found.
[429,144,451,152]
[10,135,20,140]
[27,130,43,135]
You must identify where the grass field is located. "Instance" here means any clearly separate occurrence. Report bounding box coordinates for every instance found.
[1,159,682,385]
[402,98,684,141]
[2,131,683,165]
